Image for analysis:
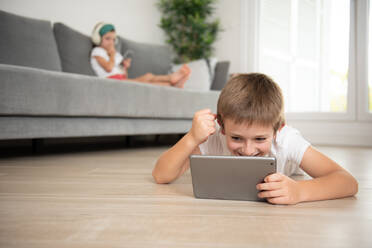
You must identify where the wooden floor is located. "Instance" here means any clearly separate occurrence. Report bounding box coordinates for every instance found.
[0,145,371,247]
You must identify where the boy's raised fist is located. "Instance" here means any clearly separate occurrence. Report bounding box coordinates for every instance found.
[189,109,217,145]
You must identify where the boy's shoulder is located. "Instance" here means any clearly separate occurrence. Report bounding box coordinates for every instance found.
[276,125,302,143]
[272,125,310,175]
[274,125,310,154]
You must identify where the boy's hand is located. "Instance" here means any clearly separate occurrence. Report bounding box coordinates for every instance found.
[256,173,302,205]
[189,109,217,146]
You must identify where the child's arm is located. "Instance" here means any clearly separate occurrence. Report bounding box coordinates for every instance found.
[152,109,217,184]
[93,46,116,72]
[122,50,132,69]
[257,147,358,205]
[122,58,131,71]
[297,147,358,201]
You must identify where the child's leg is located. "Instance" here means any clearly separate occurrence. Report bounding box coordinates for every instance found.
[173,64,191,88]
[133,65,191,85]
[150,80,186,88]
[168,64,191,85]
[151,82,173,87]
[127,78,187,88]
[126,78,172,87]
[134,73,171,83]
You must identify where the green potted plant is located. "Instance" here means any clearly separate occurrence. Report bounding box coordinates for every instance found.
[157,0,221,63]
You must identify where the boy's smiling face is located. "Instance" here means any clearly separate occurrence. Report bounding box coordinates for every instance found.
[221,118,275,156]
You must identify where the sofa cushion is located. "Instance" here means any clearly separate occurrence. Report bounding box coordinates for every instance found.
[53,23,95,76]
[53,23,122,76]
[172,59,212,91]
[120,37,172,78]
[0,64,220,118]
[0,10,62,71]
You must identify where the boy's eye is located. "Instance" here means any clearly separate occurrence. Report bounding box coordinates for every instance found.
[231,136,241,141]
[256,137,266,141]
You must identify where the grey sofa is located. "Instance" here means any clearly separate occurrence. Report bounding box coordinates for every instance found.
[0,10,229,140]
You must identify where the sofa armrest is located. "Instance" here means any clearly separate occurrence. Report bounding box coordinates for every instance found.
[211,61,230,91]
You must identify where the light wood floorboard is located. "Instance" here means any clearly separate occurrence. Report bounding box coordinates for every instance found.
[0,145,371,247]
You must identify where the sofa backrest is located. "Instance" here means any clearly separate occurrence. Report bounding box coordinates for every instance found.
[53,23,97,76]
[120,37,172,78]
[0,10,62,72]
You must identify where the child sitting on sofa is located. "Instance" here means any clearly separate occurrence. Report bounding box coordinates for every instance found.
[90,22,190,88]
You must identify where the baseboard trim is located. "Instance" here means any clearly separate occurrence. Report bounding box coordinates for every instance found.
[288,120,372,147]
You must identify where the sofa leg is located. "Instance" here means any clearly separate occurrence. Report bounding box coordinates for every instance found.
[155,135,160,144]
[32,139,44,153]
[125,136,131,147]
[178,133,185,141]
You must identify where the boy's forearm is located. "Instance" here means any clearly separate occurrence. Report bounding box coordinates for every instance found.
[298,170,358,203]
[152,132,199,184]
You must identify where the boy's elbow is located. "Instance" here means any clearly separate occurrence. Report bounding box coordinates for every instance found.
[152,174,167,184]
[351,177,359,196]
[348,173,359,196]
[152,170,171,184]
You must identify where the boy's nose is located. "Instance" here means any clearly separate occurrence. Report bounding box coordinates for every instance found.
[242,143,257,156]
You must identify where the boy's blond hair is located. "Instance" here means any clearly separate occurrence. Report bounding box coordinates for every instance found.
[217,73,285,133]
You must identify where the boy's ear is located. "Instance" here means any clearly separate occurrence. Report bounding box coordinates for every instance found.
[220,127,225,135]
[217,114,225,135]
[273,123,285,140]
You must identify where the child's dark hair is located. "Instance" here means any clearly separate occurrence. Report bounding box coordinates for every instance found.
[217,73,285,133]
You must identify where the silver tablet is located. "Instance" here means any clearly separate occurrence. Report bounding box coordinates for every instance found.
[189,155,276,201]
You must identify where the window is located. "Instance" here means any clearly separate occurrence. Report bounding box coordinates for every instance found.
[359,0,372,120]
[257,0,350,113]
[241,0,372,145]
[369,0,372,112]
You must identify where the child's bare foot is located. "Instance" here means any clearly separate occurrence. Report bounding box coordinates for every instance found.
[174,65,191,88]
[170,64,190,85]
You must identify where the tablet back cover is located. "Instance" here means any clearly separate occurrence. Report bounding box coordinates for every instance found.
[190,155,276,201]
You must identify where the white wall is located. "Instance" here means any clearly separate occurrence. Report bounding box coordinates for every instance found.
[214,0,242,73]
[0,0,242,72]
[0,0,165,44]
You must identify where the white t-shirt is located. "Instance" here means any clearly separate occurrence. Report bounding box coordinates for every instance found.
[199,125,310,176]
[90,47,124,78]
